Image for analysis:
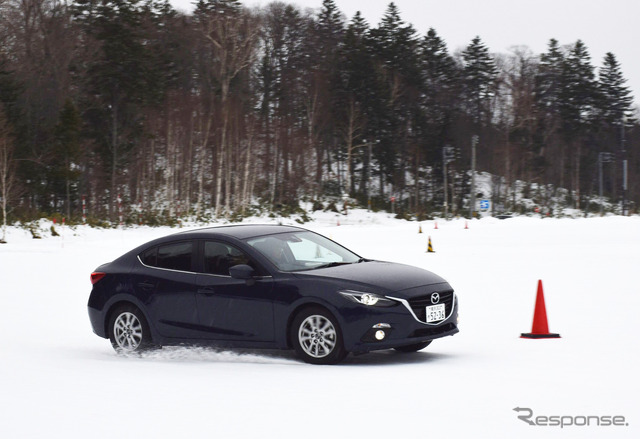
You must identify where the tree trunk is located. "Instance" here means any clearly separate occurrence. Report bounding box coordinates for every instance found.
[185,112,194,214]
[65,157,71,219]
[166,118,174,218]
[575,143,581,209]
[110,101,118,221]
[1,111,15,242]
[196,110,213,218]
[215,112,227,218]
[241,119,254,215]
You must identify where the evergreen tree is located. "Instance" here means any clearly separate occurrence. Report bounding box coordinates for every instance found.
[340,12,371,97]
[532,39,568,186]
[422,28,458,96]
[51,99,82,218]
[370,2,419,79]
[316,0,345,65]
[335,11,378,196]
[557,40,597,207]
[367,3,420,197]
[420,28,458,144]
[194,0,241,15]
[257,3,314,204]
[313,0,346,192]
[593,52,634,203]
[558,40,597,137]
[597,52,634,127]
[0,57,24,149]
[461,36,498,125]
[417,28,460,207]
[73,0,172,218]
[535,39,564,120]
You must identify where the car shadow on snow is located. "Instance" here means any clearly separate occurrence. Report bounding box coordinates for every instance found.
[104,345,453,366]
[342,350,453,366]
[135,346,301,365]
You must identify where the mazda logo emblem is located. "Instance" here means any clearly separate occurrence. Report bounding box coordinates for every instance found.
[431,292,440,304]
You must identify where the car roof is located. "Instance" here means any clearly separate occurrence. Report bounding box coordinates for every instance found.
[111,224,308,266]
[173,224,305,240]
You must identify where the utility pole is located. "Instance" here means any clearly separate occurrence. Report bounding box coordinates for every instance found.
[443,145,455,219]
[598,152,614,216]
[470,135,478,218]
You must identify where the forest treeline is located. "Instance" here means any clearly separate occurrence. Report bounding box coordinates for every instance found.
[0,0,637,226]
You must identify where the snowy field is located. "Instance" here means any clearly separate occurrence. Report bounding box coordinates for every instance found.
[1,212,638,438]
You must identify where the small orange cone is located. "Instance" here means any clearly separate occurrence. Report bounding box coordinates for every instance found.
[521,280,560,339]
[465,220,469,229]
[427,236,435,253]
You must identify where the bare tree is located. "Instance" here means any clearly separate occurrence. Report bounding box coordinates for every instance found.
[495,48,538,209]
[200,5,260,217]
[339,97,367,195]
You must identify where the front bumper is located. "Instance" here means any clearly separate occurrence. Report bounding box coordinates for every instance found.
[344,294,459,354]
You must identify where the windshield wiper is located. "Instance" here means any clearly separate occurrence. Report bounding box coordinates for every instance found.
[312,261,353,270]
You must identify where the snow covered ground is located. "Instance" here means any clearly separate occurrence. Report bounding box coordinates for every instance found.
[1,212,638,438]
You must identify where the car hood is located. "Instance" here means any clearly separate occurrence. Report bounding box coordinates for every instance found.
[293,260,449,295]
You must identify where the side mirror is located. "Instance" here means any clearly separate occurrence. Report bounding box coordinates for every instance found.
[229,264,255,280]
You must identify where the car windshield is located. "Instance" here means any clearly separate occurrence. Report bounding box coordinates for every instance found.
[246,231,361,272]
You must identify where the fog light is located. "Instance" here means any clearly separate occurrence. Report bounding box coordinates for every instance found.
[375,330,386,340]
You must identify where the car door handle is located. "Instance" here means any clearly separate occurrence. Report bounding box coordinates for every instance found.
[197,287,216,296]
[137,282,155,291]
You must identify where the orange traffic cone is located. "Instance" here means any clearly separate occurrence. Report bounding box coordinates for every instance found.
[465,220,469,229]
[521,280,560,339]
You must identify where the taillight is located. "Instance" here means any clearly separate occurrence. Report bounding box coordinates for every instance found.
[90,272,106,284]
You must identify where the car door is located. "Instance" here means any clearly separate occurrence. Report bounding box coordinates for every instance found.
[195,240,275,342]
[135,240,200,338]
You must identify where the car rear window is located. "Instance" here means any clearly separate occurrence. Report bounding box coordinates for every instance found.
[141,241,193,272]
[141,247,157,267]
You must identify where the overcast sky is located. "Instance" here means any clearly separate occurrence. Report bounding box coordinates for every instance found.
[171,0,639,107]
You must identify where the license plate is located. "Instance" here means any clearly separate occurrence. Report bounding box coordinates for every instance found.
[426,304,446,323]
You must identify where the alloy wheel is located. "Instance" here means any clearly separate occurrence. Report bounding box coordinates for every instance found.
[113,312,143,351]
[298,314,337,358]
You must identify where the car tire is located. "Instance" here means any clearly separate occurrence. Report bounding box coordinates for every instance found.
[394,341,432,353]
[291,307,347,365]
[108,304,153,354]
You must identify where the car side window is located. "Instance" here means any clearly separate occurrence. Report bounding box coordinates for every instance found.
[203,241,254,276]
[141,247,157,267]
[155,241,193,271]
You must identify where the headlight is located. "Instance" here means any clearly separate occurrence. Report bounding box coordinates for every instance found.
[339,290,397,307]
[361,293,378,305]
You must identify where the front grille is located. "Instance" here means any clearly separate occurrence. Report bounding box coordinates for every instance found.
[408,290,454,323]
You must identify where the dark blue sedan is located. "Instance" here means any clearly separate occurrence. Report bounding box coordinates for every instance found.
[88,225,459,364]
